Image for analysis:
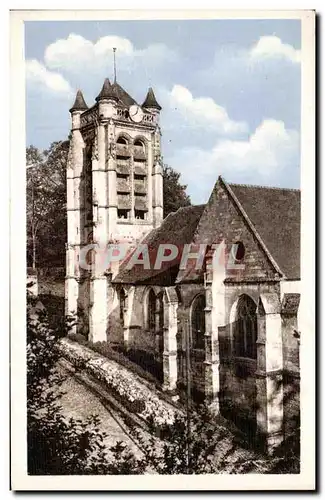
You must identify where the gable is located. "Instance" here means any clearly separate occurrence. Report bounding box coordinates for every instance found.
[176,179,279,283]
[229,183,300,280]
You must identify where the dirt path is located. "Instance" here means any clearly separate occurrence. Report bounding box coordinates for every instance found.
[58,365,143,460]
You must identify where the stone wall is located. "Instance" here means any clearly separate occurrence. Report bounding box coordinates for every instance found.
[71,273,300,448]
[281,293,300,441]
[218,282,280,430]
[108,284,160,352]
[76,277,91,337]
[176,283,205,400]
[193,182,278,281]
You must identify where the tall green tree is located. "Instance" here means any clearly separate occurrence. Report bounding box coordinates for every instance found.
[26,141,69,269]
[163,164,191,218]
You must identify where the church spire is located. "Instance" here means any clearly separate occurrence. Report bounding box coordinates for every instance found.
[142,87,162,111]
[69,89,88,113]
[96,78,119,102]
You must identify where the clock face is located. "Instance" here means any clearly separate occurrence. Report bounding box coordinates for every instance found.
[129,104,144,123]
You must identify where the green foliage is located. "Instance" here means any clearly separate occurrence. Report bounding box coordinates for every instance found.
[28,296,300,475]
[38,293,65,335]
[26,141,69,269]
[67,333,300,475]
[27,294,143,475]
[163,164,191,218]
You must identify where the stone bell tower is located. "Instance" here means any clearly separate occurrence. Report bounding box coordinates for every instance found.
[65,79,163,340]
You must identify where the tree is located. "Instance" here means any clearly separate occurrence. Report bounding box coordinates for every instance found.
[26,141,69,269]
[163,164,191,218]
[26,146,46,270]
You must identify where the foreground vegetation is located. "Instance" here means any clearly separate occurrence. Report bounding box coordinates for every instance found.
[27,293,299,475]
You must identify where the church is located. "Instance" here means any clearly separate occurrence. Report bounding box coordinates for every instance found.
[66,78,301,449]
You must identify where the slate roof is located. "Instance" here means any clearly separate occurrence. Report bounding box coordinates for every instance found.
[113,205,205,284]
[96,78,119,102]
[228,183,301,279]
[96,79,137,106]
[113,178,301,285]
[69,90,88,112]
[112,82,137,106]
[142,87,162,110]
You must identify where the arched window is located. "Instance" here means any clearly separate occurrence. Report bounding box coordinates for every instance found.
[191,294,206,350]
[120,289,126,326]
[134,139,145,151]
[234,294,257,359]
[117,136,128,145]
[148,289,156,332]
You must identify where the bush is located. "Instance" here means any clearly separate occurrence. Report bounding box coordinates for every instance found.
[27,294,144,475]
[30,298,300,475]
[38,293,65,335]
[131,405,280,475]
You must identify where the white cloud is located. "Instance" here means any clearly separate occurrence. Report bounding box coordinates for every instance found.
[249,36,301,64]
[26,59,72,94]
[210,119,300,172]
[168,119,300,203]
[44,33,177,73]
[168,84,248,135]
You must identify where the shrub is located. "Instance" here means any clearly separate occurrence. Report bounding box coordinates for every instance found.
[27,294,144,475]
[131,405,279,475]
[30,298,299,475]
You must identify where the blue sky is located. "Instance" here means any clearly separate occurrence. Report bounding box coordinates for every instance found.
[25,19,301,204]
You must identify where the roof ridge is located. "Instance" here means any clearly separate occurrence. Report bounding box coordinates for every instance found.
[229,182,300,192]
[168,204,205,218]
[178,204,204,210]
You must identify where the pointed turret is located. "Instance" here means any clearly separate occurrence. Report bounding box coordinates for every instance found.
[142,87,162,111]
[96,78,119,102]
[69,89,88,113]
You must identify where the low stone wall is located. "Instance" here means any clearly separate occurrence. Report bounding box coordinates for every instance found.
[59,338,177,428]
